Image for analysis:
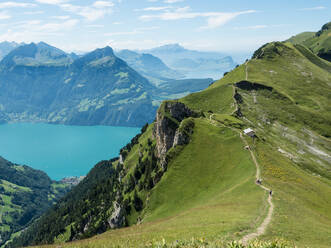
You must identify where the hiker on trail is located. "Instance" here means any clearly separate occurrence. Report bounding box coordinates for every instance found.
[269,190,272,196]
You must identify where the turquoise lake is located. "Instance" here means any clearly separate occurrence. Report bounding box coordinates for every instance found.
[0,123,140,180]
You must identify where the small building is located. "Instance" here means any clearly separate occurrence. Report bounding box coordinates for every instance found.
[243,128,255,137]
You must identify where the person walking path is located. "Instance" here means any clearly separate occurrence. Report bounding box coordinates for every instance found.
[240,132,274,245]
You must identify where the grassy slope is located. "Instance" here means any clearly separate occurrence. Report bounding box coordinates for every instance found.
[180,40,331,246]
[286,32,315,44]
[229,43,330,247]
[289,22,331,61]
[38,119,265,248]
[32,33,330,248]
[302,24,331,55]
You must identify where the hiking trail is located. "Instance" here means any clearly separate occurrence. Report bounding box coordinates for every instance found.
[208,61,274,244]
[239,133,274,245]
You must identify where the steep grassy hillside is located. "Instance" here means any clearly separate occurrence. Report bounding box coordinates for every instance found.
[286,32,315,44]
[11,23,331,248]
[288,22,331,62]
[0,157,70,247]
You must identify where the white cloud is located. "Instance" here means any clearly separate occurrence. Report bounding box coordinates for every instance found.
[86,24,105,28]
[25,20,43,25]
[299,6,326,11]
[0,2,36,8]
[105,26,159,36]
[93,1,114,8]
[234,25,268,30]
[164,0,184,3]
[37,19,79,32]
[202,10,256,29]
[0,11,11,20]
[35,0,68,4]
[61,3,113,21]
[0,19,79,43]
[140,7,256,29]
[52,15,71,20]
[60,4,112,21]
[105,30,141,36]
[2,18,78,34]
[24,10,44,15]
[35,0,114,21]
[136,6,173,11]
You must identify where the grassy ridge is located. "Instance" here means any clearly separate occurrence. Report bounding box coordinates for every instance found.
[286,32,315,45]
[253,142,331,247]
[288,22,331,62]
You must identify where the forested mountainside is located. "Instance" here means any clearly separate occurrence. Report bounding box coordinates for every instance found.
[0,43,156,127]
[0,157,70,247]
[9,23,331,248]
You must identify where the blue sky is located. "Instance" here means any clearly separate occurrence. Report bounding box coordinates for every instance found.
[0,0,330,54]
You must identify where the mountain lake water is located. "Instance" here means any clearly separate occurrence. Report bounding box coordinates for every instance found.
[0,123,140,180]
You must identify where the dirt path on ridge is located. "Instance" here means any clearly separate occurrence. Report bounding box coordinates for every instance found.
[239,133,274,244]
[208,61,274,244]
[245,61,248,80]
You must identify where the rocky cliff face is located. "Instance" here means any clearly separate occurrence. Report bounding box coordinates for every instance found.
[153,101,195,166]
[108,201,125,229]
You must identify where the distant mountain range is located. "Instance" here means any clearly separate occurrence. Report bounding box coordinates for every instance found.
[142,44,237,79]
[0,42,156,127]
[115,49,184,86]
[0,42,223,127]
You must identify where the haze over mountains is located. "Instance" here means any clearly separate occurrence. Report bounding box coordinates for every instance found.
[142,44,236,79]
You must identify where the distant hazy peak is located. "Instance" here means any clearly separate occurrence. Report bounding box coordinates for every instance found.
[0,41,72,67]
[116,49,139,58]
[0,41,20,47]
[6,42,68,57]
[86,46,115,59]
[149,43,186,53]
